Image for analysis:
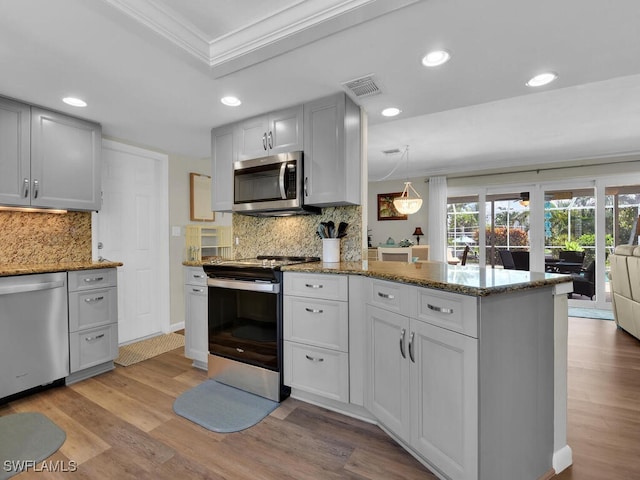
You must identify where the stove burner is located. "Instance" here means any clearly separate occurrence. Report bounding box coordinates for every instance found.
[208,256,320,269]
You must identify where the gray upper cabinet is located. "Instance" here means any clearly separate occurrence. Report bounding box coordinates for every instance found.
[235,105,303,161]
[303,93,361,207]
[211,124,235,212]
[31,108,101,211]
[0,96,102,211]
[0,97,31,207]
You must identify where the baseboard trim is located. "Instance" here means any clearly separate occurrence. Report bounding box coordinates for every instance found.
[553,444,573,474]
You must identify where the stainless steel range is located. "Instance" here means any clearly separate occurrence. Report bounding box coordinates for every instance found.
[203,256,319,402]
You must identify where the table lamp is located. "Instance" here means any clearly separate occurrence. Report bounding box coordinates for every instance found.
[413,227,424,245]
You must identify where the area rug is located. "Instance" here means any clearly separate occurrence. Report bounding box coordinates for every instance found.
[115,332,185,367]
[173,379,279,433]
[0,412,66,480]
[568,307,614,321]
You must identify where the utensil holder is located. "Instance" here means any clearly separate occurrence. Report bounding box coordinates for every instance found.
[322,238,340,263]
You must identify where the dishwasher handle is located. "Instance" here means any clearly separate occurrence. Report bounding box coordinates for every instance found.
[0,280,65,296]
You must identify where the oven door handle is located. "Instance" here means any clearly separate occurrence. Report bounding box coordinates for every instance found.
[207,278,280,293]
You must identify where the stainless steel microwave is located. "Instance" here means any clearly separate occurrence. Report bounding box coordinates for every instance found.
[232,151,319,216]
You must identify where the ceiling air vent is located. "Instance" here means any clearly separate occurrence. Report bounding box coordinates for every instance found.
[342,74,381,98]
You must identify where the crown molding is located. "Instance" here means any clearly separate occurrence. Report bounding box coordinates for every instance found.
[101,0,421,76]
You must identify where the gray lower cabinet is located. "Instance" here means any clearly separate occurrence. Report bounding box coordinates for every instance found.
[0,95,102,211]
[184,266,208,369]
[283,272,349,402]
[67,268,118,384]
[366,278,554,480]
[366,303,478,480]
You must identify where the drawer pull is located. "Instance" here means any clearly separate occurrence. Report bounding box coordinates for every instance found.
[305,307,324,314]
[85,333,105,342]
[305,355,324,363]
[83,277,104,283]
[84,296,104,303]
[305,284,323,289]
[427,304,454,314]
[408,331,415,363]
[399,328,406,359]
[193,274,205,279]
[377,292,395,299]
[192,288,205,293]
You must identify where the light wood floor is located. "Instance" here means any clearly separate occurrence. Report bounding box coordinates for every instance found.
[2,317,639,479]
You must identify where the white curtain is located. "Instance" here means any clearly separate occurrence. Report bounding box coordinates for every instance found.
[428,176,448,262]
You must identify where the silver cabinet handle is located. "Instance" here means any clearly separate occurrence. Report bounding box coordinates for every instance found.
[305,355,324,362]
[32,179,39,198]
[305,283,323,289]
[305,307,323,313]
[377,292,395,299]
[262,132,268,150]
[193,274,205,279]
[23,178,29,198]
[84,296,104,303]
[408,331,415,363]
[192,288,204,293]
[427,304,454,314]
[399,328,406,359]
[268,131,273,149]
[304,176,308,197]
[84,277,104,283]
[85,333,105,342]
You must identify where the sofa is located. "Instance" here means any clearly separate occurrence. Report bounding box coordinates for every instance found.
[609,245,640,341]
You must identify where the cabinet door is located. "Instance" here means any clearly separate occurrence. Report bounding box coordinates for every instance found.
[211,124,235,212]
[303,93,360,206]
[184,283,208,364]
[31,108,101,210]
[268,105,303,155]
[410,320,478,480]
[0,97,31,207]
[366,304,411,439]
[236,115,269,161]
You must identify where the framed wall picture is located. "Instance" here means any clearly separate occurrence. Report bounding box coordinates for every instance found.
[377,192,407,221]
[190,172,215,221]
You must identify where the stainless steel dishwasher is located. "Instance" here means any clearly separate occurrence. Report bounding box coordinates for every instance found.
[0,272,69,400]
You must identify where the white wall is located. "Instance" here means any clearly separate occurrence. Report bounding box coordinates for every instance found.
[168,154,232,328]
[367,178,429,247]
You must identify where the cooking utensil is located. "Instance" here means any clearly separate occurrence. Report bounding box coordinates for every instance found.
[337,222,348,238]
[327,221,335,238]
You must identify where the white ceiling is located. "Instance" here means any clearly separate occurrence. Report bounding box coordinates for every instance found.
[1,0,640,181]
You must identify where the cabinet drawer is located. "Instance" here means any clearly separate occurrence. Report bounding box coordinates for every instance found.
[69,286,117,332]
[68,268,116,292]
[69,324,118,373]
[185,266,207,286]
[283,341,349,403]
[416,289,478,337]
[367,279,411,316]
[284,273,348,301]
[284,297,348,351]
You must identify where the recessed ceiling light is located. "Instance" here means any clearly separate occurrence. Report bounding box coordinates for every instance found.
[421,50,451,67]
[221,96,241,106]
[526,72,558,87]
[62,97,87,107]
[381,107,401,117]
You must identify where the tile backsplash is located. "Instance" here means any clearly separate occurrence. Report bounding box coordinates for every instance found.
[0,211,92,264]
[232,206,363,261]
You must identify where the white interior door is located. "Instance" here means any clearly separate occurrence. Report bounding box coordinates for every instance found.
[93,140,169,344]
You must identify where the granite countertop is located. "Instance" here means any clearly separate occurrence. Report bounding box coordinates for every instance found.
[282,260,573,297]
[0,261,123,277]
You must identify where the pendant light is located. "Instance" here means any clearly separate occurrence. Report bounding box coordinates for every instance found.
[393,146,423,215]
